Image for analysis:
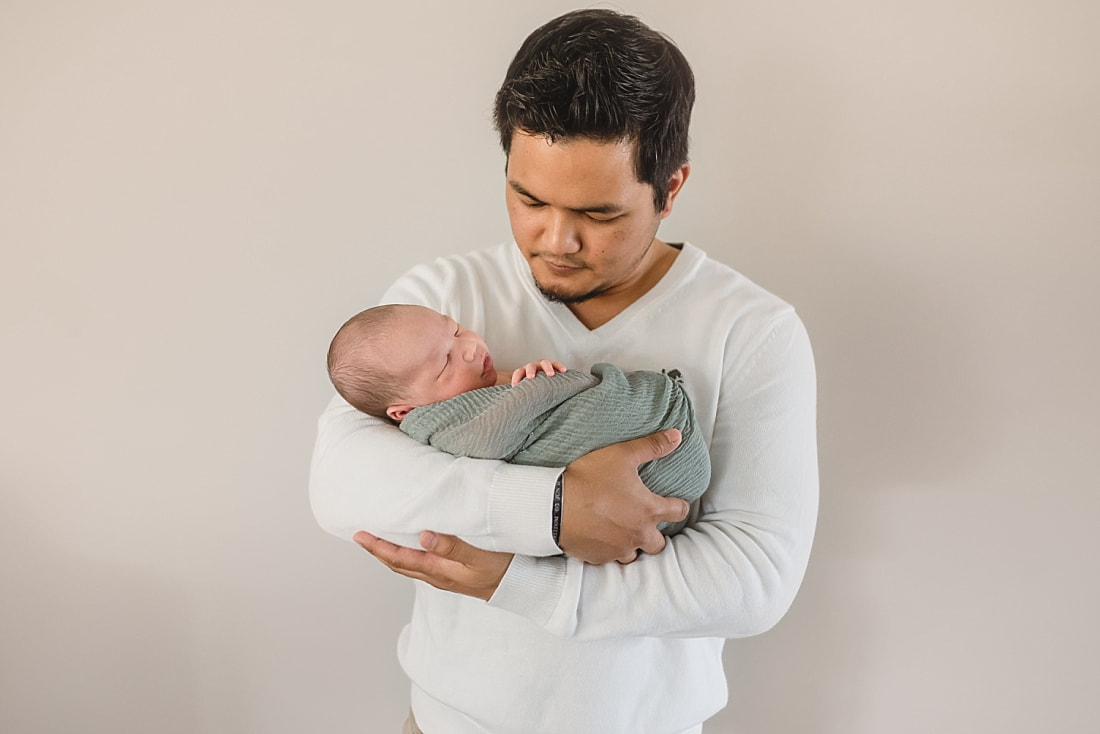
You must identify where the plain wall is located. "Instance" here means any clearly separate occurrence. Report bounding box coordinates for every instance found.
[2,1,1097,732]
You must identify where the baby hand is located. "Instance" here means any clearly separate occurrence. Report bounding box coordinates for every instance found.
[511,360,567,385]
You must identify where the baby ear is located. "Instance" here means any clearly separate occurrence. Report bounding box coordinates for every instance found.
[386,404,414,423]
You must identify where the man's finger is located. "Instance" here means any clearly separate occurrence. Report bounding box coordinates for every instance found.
[419,530,439,551]
[353,530,379,551]
[355,531,437,577]
[358,532,423,569]
[422,531,503,571]
[654,496,690,524]
[637,529,668,556]
[623,428,682,466]
[616,549,641,564]
[420,530,468,560]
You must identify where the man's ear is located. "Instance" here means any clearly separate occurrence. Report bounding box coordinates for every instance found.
[660,164,691,219]
[386,404,415,423]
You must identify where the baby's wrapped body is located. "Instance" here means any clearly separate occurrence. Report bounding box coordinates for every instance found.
[400,363,711,535]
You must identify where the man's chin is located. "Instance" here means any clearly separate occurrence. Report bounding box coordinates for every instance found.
[536,281,598,303]
[534,279,604,305]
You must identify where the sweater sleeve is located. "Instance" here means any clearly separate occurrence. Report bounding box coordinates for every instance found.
[488,313,819,638]
[308,269,562,557]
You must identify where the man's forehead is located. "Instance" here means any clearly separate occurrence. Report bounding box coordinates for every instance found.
[505,132,647,204]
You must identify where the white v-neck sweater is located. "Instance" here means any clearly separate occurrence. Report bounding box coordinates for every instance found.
[310,242,818,734]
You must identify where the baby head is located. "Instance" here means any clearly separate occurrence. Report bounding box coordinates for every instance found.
[327,304,497,423]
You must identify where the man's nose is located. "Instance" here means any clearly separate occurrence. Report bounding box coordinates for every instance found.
[544,210,581,254]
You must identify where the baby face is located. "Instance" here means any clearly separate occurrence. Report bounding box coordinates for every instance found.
[391,306,497,407]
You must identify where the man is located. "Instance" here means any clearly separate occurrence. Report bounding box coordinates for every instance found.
[309,9,818,734]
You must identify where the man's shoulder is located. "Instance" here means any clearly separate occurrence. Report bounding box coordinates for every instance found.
[381,243,525,314]
[676,242,797,326]
[412,242,515,276]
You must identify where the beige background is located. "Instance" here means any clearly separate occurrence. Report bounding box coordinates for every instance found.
[2,1,1098,732]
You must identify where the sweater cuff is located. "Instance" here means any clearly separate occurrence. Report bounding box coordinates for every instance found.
[487,554,568,627]
[488,463,563,556]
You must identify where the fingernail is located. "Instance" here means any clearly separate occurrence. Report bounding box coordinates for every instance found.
[420,531,438,550]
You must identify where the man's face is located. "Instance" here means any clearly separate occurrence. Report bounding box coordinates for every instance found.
[388,306,496,415]
[504,131,678,305]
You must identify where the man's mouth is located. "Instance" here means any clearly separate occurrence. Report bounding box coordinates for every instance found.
[541,257,584,274]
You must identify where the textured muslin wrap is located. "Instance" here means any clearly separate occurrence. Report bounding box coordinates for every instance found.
[401,363,711,534]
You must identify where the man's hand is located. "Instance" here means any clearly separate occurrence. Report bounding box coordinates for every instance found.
[559,429,690,565]
[353,530,513,601]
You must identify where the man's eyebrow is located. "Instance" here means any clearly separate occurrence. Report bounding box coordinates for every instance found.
[507,179,540,201]
[508,179,624,215]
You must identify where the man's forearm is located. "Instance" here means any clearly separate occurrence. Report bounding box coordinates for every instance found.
[309,394,561,555]
[491,507,816,641]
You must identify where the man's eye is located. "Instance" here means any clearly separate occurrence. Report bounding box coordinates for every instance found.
[586,213,617,223]
[524,200,544,208]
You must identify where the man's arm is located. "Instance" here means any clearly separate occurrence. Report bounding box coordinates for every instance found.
[353,428,690,595]
[311,271,683,560]
[366,313,818,641]
[495,314,818,639]
[310,273,564,555]
[309,394,562,555]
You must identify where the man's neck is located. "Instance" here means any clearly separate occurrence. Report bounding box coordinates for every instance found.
[566,242,680,330]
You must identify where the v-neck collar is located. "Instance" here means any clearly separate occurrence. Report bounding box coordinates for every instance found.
[510,242,700,341]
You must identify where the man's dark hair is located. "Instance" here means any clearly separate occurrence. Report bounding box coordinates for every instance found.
[493,9,695,212]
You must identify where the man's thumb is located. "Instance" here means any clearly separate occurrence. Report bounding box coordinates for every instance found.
[421,531,467,559]
[632,428,682,465]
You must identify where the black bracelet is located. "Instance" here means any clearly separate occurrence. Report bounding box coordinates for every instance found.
[551,472,564,548]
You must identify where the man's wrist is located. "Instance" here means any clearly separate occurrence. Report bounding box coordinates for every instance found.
[487,464,565,556]
[551,472,563,549]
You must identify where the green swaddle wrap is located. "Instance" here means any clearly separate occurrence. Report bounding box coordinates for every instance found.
[400,363,711,535]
